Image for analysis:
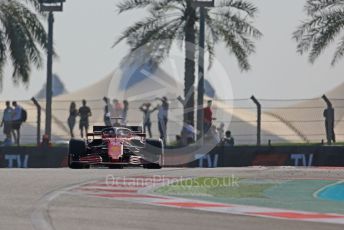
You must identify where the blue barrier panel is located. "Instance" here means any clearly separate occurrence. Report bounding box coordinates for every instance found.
[188,146,344,168]
[0,147,68,168]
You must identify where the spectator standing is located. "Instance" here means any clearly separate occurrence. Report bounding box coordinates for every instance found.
[122,100,129,125]
[12,101,23,146]
[181,121,196,145]
[211,125,221,144]
[40,134,52,147]
[156,97,169,144]
[3,136,12,146]
[139,103,157,138]
[67,102,78,138]
[221,130,235,147]
[323,105,336,144]
[203,100,214,134]
[103,97,111,126]
[78,99,92,138]
[204,125,220,146]
[217,122,225,140]
[112,99,123,118]
[1,101,13,144]
[175,135,182,147]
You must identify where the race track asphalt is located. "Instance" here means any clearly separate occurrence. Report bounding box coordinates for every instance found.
[1,167,343,230]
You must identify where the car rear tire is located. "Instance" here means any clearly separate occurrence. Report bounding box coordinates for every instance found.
[143,139,163,169]
[143,163,162,169]
[68,139,88,169]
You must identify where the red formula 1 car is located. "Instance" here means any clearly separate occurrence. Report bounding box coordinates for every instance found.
[68,125,163,169]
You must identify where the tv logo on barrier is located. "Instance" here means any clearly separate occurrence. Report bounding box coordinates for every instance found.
[196,153,219,168]
[290,154,313,167]
[4,154,29,168]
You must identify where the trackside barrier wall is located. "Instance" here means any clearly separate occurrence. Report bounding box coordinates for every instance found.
[0,146,343,168]
[190,146,344,168]
[0,147,68,168]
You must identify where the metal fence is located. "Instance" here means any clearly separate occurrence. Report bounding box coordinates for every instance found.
[0,95,342,145]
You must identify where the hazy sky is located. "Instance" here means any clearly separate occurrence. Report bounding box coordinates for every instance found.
[1,0,344,100]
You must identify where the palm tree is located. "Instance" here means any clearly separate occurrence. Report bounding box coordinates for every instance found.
[294,0,344,65]
[114,0,261,126]
[0,0,47,87]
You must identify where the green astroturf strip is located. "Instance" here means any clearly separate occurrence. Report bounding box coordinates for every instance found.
[155,177,274,198]
[154,177,344,214]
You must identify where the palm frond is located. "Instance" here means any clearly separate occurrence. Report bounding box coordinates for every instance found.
[332,35,344,65]
[113,10,181,46]
[120,17,182,67]
[171,20,186,50]
[113,15,164,47]
[21,9,48,50]
[151,0,185,13]
[0,31,7,90]
[211,10,262,38]
[25,0,44,14]
[210,21,250,70]
[205,36,215,70]
[117,0,156,13]
[293,16,324,49]
[13,2,48,58]
[308,21,344,63]
[207,10,260,70]
[224,32,250,70]
[294,8,344,63]
[217,0,258,17]
[305,0,344,16]
[0,0,48,84]
[127,17,182,51]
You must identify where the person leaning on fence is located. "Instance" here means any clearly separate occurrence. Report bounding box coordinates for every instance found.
[40,134,52,148]
[12,101,24,146]
[221,130,235,147]
[323,105,336,144]
[1,101,13,145]
[181,121,196,145]
[67,102,78,138]
[78,99,92,138]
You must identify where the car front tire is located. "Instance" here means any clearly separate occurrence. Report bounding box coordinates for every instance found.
[68,139,88,169]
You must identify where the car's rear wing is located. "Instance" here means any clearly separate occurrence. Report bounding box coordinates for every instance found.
[128,126,143,133]
[92,125,144,134]
[93,126,112,133]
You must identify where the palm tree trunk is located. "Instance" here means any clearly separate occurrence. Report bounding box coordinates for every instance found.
[183,4,196,127]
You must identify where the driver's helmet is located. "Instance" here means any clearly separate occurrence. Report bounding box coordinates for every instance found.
[102,128,115,138]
